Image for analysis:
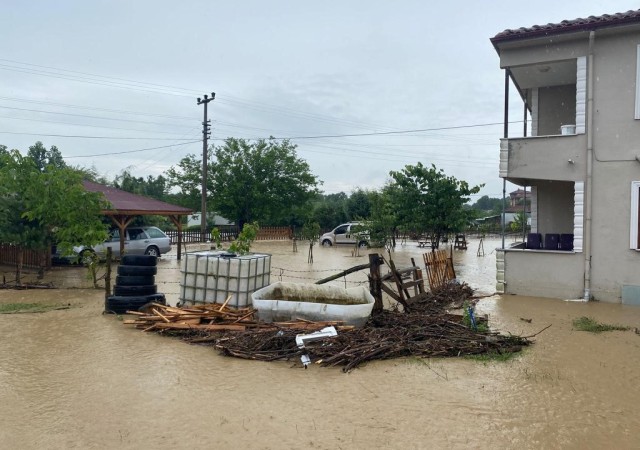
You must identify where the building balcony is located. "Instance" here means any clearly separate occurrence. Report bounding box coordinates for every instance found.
[499,134,586,182]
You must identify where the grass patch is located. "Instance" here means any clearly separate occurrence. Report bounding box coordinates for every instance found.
[0,302,72,314]
[572,316,629,333]
[465,351,518,363]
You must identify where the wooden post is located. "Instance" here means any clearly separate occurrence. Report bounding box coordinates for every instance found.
[369,253,383,313]
[177,217,183,261]
[105,247,112,306]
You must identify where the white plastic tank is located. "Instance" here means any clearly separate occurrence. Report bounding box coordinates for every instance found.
[251,281,375,327]
[560,124,576,135]
[180,251,271,308]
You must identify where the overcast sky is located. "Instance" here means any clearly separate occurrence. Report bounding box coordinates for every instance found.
[1,0,638,201]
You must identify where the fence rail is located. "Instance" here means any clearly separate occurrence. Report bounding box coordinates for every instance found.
[165,226,292,244]
[0,244,50,269]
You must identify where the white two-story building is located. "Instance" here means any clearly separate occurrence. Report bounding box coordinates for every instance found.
[492,9,640,303]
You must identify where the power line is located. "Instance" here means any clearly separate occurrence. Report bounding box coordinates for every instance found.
[1,59,515,137]
[301,141,496,165]
[0,104,197,129]
[275,122,514,140]
[0,58,201,95]
[63,140,201,158]
[0,59,411,132]
[0,115,200,137]
[0,131,199,140]
[0,95,198,121]
[296,144,497,168]
[0,64,192,97]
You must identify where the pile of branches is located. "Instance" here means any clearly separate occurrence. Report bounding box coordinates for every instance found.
[124,284,534,372]
[212,309,531,372]
[408,281,475,314]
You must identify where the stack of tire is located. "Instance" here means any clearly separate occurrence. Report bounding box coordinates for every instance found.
[105,254,166,314]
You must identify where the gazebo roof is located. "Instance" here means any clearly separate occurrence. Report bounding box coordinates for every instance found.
[83,180,193,216]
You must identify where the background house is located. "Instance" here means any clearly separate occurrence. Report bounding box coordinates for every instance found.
[492,9,640,303]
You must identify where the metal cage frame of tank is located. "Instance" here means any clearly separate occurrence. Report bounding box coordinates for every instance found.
[179,251,271,308]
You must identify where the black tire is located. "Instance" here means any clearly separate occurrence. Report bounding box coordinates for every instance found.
[144,246,161,257]
[105,294,166,314]
[115,275,155,286]
[113,284,158,296]
[121,255,157,266]
[358,240,369,248]
[117,265,157,276]
[322,239,333,247]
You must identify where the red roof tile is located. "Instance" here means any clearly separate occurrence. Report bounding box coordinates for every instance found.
[492,9,640,45]
[83,180,193,215]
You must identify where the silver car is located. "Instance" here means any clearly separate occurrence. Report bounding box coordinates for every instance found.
[76,226,171,258]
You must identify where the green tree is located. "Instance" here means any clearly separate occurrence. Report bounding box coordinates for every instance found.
[210,138,319,228]
[0,149,108,284]
[366,187,398,249]
[301,221,321,263]
[27,141,66,172]
[510,211,528,234]
[165,152,211,212]
[388,163,482,244]
[471,195,502,215]
[114,169,169,201]
[311,192,348,229]
[347,188,372,220]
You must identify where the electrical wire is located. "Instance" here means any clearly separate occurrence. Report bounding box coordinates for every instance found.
[0,105,197,129]
[274,122,509,140]
[0,131,200,140]
[0,114,201,137]
[0,95,198,121]
[63,140,201,158]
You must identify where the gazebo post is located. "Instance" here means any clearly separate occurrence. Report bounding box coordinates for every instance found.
[169,215,184,260]
[109,214,135,257]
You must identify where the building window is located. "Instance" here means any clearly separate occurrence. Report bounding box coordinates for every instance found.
[630,181,640,249]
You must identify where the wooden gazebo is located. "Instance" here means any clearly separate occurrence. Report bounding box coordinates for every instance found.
[83,181,193,260]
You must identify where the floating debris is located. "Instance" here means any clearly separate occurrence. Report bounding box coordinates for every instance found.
[123,284,535,372]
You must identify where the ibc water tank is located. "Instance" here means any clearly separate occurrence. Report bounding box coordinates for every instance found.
[179,251,271,308]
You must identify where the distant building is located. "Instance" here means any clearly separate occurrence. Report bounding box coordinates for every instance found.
[188,213,233,228]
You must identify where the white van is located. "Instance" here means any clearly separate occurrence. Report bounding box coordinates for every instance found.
[320,222,368,247]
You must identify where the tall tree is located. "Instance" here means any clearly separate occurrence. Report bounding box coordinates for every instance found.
[113,169,169,201]
[165,153,209,211]
[210,138,319,228]
[388,163,482,241]
[27,141,66,172]
[347,188,373,220]
[311,192,348,229]
[0,149,108,283]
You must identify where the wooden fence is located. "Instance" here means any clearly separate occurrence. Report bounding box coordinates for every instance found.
[423,249,456,291]
[257,227,292,240]
[0,244,50,269]
[165,226,292,244]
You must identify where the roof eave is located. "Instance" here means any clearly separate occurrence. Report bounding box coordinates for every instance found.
[491,15,640,50]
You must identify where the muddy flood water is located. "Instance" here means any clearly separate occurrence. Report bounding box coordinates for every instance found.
[1,238,640,449]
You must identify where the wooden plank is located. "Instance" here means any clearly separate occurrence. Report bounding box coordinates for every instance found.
[153,308,171,323]
[153,323,247,331]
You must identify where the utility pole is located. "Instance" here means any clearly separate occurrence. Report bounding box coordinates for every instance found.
[197,92,215,242]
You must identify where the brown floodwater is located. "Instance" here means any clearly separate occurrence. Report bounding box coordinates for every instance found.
[1,238,639,449]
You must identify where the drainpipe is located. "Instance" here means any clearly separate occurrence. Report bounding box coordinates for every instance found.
[522,186,527,244]
[584,31,595,300]
[502,69,510,250]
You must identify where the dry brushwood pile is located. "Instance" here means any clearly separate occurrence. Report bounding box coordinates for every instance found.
[123,284,533,371]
